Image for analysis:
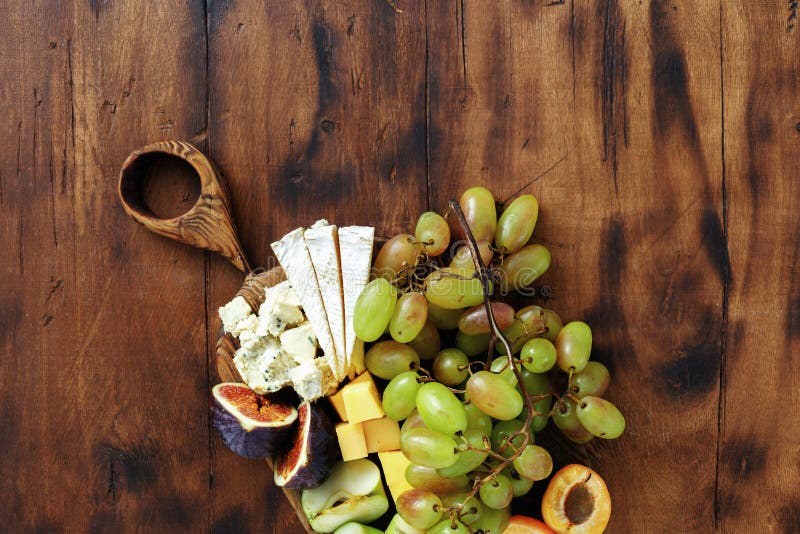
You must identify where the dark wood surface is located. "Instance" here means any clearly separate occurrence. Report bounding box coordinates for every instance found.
[1,1,798,532]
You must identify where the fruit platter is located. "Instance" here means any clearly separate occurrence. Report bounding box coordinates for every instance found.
[211,186,626,533]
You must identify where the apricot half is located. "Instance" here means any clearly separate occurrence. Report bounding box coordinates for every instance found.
[541,464,611,534]
[505,515,556,533]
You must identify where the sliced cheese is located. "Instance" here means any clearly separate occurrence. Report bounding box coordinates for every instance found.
[338,226,375,377]
[363,417,401,453]
[335,422,368,461]
[271,228,339,382]
[305,223,347,379]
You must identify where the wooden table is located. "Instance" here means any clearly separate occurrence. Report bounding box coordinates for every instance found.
[2,1,798,532]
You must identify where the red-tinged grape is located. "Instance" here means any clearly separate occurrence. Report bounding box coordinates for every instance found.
[458,301,515,336]
[459,186,497,243]
[432,348,469,386]
[416,382,468,436]
[437,428,488,478]
[575,396,625,439]
[365,341,420,380]
[571,361,611,398]
[489,356,520,387]
[353,278,397,342]
[555,321,592,372]
[390,292,429,343]
[401,428,459,469]
[463,402,493,435]
[520,337,557,373]
[449,241,494,271]
[455,331,491,357]
[406,463,470,494]
[416,211,451,257]
[427,301,463,330]
[373,234,422,281]
[541,308,563,343]
[407,321,442,360]
[552,398,594,444]
[513,445,553,481]
[498,244,551,293]
[397,489,443,529]
[491,419,528,458]
[466,371,524,420]
[383,371,422,421]
[495,194,539,254]
[479,474,514,510]
[424,268,485,310]
[441,492,484,526]
[401,410,426,437]
[496,305,548,355]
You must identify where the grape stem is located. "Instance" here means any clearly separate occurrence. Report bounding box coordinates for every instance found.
[446,200,540,518]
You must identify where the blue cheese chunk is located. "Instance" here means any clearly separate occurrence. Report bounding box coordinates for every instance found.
[219,296,252,336]
[257,281,305,337]
[233,338,293,394]
[231,314,259,338]
[289,357,339,401]
[280,321,317,364]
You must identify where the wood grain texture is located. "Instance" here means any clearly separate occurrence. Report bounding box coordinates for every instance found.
[1,0,798,532]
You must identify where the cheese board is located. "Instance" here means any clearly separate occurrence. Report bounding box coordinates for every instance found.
[120,140,626,534]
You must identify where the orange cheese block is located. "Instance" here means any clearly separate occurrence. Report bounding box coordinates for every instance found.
[335,422,368,461]
[363,417,401,453]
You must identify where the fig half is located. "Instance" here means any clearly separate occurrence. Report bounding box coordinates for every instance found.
[274,401,337,489]
[212,383,298,459]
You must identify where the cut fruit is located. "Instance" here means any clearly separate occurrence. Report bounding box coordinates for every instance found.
[211,383,298,459]
[273,401,336,489]
[301,458,389,533]
[333,523,384,534]
[541,464,611,534]
[385,514,427,534]
[504,515,555,534]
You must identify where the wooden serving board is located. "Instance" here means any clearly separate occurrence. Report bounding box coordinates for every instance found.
[214,267,316,534]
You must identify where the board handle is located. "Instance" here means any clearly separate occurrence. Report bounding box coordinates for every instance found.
[118,140,251,272]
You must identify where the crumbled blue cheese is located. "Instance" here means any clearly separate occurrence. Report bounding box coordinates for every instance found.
[280,321,317,364]
[231,314,259,338]
[238,329,269,356]
[233,338,293,395]
[257,281,304,336]
[289,357,339,401]
[219,296,252,336]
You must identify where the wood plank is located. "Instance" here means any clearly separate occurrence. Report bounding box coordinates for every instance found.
[427,0,724,530]
[0,1,211,530]
[718,5,800,532]
[205,1,428,529]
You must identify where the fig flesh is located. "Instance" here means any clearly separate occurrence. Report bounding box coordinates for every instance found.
[274,401,337,489]
[211,383,298,459]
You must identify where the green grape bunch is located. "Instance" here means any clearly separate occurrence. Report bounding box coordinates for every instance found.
[352,186,626,532]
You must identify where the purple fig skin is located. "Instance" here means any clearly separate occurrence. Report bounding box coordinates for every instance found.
[274,401,338,489]
[212,383,298,459]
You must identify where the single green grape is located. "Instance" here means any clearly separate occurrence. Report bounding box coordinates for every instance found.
[457,301,515,336]
[400,410,426,437]
[498,244,551,293]
[459,186,498,243]
[432,348,469,386]
[416,382,468,436]
[401,427,459,469]
[353,278,397,342]
[455,331,492,357]
[365,340,420,380]
[437,428,488,478]
[479,474,514,510]
[373,234,422,282]
[555,320,592,372]
[426,301,463,330]
[441,491,484,526]
[407,321,442,360]
[425,268,485,310]
[428,519,470,534]
[466,371,523,420]
[575,396,625,439]
[490,419,528,458]
[489,356,520,387]
[571,361,611,398]
[552,398,594,444]
[541,308,563,343]
[472,504,510,534]
[389,292,429,343]
[449,241,494,271]
[496,305,547,355]
[512,445,553,481]
[383,371,422,421]
[463,402,493,435]
[520,337,558,373]
[495,194,538,254]
[509,468,534,497]
[405,463,470,493]
[415,211,451,257]
[397,489,443,529]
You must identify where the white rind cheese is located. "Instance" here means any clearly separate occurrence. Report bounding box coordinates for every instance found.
[338,226,375,377]
[305,223,347,379]
[271,228,339,380]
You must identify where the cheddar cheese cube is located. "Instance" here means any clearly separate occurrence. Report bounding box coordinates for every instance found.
[363,417,401,453]
[335,422,368,461]
[378,450,412,487]
[342,379,384,423]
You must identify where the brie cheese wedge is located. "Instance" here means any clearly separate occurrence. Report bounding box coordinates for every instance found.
[305,223,347,379]
[271,228,339,381]
[338,226,375,377]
